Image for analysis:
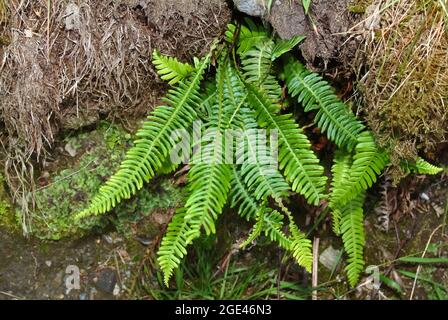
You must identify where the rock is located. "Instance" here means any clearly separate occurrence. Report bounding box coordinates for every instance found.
[233,0,266,17]
[319,245,341,271]
[64,142,77,157]
[268,0,359,68]
[113,284,120,296]
[94,268,117,294]
[64,3,81,31]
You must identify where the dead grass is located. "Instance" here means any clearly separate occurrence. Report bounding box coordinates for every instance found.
[0,0,230,235]
[360,0,448,179]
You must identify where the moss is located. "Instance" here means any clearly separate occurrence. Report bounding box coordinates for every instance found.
[362,0,448,181]
[30,122,184,240]
[0,173,16,231]
[348,0,374,14]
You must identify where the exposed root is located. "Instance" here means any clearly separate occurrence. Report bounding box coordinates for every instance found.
[0,0,231,234]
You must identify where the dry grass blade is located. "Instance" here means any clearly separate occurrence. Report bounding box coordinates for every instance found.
[361,0,448,180]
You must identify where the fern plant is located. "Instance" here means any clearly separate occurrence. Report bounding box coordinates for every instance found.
[76,20,444,289]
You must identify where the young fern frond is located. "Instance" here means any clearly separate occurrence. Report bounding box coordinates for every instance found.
[402,157,444,175]
[152,50,195,85]
[329,150,353,235]
[222,61,248,129]
[339,192,366,287]
[240,208,266,248]
[246,83,327,205]
[285,60,365,151]
[240,207,294,257]
[184,161,231,240]
[76,55,211,219]
[271,35,306,61]
[240,40,282,101]
[284,209,313,272]
[333,132,389,206]
[225,19,270,55]
[157,208,192,287]
[262,210,291,250]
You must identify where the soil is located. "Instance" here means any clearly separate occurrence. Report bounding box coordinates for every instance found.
[0,228,144,300]
[269,0,361,70]
[0,0,231,181]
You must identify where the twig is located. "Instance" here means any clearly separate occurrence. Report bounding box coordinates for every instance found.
[312,237,319,300]
[0,290,23,300]
[409,224,443,300]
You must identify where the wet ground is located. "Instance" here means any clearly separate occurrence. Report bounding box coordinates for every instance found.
[0,175,446,300]
[0,228,144,300]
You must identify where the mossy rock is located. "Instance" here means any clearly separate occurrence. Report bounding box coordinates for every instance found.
[29,122,184,240]
[0,174,17,231]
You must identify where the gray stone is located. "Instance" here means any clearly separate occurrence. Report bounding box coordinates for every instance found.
[319,245,342,271]
[233,0,267,17]
[94,268,117,294]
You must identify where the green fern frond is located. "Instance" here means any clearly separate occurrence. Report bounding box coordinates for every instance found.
[329,150,353,235]
[335,132,389,206]
[241,207,291,252]
[402,157,444,175]
[271,35,306,61]
[184,161,232,240]
[240,208,266,248]
[157,208,192,287]
[282,208,313,272]
[262,209,291,250]
[223,61,248,128]
[229,166,260,221]
[152,50,195,85]
[290,232,313,273]
[246,83,327,205]
[76,55,211,219]
[239,37,282,101]
[237,109,290,202]
[242,40,275,85]
[339,192,366,287]
[184,61,233,240]
[225,19,270,55]
[285,60,365,150]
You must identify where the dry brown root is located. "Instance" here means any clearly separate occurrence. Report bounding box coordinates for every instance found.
[0,0,231,234]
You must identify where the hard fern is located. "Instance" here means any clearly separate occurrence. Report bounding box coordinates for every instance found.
[237,108,290,203]
[339,192,366,287]
[183,61,233,239]
[331,132,389,207]
[402,157,444,175]
[77,55,210,218]
[284,59,365,151]
[245,83,327,205]
[329,150,353,235]
[75,19,431,290]
[152,49,195,85]
[157,208,192,287]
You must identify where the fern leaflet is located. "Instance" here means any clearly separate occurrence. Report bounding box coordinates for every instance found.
[285,59,365,150]
[152,50,195,85]
[77,55,210,218]
[246,83,327,205]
